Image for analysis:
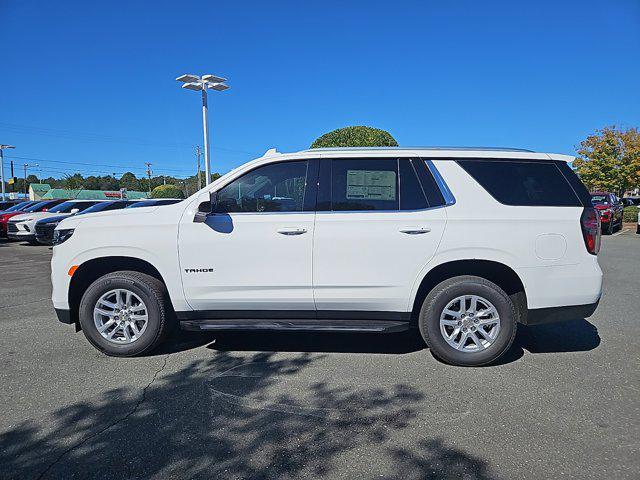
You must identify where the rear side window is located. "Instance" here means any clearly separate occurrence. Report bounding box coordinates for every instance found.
[331,159,399,211]
[399,159,428,210]
[457,160,582,207]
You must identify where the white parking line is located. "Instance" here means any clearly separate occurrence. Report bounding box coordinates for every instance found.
[611,228,632,237]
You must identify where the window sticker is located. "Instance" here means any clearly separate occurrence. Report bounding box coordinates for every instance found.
[346,170,396,201]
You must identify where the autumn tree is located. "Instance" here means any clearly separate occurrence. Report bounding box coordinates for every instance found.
[574,126,640,196]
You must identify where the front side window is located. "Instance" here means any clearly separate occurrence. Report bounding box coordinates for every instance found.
[215,160,308,213]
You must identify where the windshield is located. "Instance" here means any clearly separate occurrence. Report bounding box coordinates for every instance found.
[48,201,98,213]
[80,201,117,214]
[5,201,33,212]
[126,199,180,208]
[48,201,77,213]
[591,195,609,205]
[24,201,54,212]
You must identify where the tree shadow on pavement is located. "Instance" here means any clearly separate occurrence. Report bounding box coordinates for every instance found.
[153,316,600,367]
[0,352,498,480]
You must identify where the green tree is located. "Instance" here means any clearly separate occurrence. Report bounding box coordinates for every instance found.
[119,172,141,192]
[574,126,640,196]
[310,126,398,148]
[64,173,84,190]
[151,184,185,199]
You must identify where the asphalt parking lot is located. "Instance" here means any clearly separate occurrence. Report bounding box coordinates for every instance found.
[0,231,638,480]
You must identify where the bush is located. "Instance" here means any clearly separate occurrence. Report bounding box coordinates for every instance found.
[310,126,398,148]
[623,206,638,223]
[151,184,185,199]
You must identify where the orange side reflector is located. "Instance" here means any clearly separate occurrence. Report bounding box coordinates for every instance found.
[68,265,79,277]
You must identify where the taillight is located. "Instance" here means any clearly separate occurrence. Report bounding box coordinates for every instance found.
[580,207,601,255]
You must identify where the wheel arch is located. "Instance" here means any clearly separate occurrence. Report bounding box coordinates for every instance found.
[410,259,528,325]
[68,256,172,328]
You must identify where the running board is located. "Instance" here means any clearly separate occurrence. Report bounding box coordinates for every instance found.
[180,318,410,333]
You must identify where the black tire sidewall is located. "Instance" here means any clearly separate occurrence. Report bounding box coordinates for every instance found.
[419,277,517,366]
[79,275,164,356]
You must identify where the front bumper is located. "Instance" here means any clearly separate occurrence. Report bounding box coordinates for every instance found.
[7,231,35,241]
[35,224,56,244]
[523,299,600,326]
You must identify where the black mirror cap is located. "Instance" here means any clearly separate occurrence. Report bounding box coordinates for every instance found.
[194,191,217,223]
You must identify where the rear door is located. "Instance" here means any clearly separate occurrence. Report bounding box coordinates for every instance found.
[312,157,447,314]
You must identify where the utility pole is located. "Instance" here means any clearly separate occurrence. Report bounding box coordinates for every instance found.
[195,145,202,190]
[145,162,153,194]
[0,144,16,201]
[23,163,38,198]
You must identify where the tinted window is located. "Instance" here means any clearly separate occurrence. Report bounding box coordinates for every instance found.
[458,160,581,207]
[24,200,61,212]
[331,159,398,211]
[215,160,308,213]
[81,201,117,213]
[416,160,446,207]
[49,201,99,213]
[399,159,428,210]
[5,201,33,212]
[555,162,592,206]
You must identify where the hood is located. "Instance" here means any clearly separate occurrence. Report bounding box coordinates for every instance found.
[37,214,70,225]
[10,211,55,222]
[57,205,159,230]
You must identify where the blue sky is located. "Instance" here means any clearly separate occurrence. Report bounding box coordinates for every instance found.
[1,0,639,180]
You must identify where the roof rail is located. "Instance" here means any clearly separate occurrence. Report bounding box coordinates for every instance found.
[302,146,535,153]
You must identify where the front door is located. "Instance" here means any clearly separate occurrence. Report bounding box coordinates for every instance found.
[179,159,316,313]
[312,157,447,314]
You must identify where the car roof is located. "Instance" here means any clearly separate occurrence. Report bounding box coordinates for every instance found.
[257,147,575,162]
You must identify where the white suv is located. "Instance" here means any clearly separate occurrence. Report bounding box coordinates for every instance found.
[51,147,603,366]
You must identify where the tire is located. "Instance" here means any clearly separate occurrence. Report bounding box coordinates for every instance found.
[418,275,518,367]
[78,271,170,357]
[603,222,612,235]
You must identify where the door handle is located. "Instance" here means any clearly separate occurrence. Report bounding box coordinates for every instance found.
[399,227,431,235]
[277,227,307,235]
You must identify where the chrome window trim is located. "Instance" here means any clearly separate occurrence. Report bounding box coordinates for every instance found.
[425,159,456,206]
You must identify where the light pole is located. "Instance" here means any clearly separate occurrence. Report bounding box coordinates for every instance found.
[0,144,15,201]
[23,163,38,198]
[176,74,229,186]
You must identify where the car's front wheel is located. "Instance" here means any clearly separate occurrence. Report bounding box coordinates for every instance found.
[78,271,170,356]
[418,275,518,366]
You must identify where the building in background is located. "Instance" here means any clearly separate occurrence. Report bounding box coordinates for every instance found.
[29,184,149,201]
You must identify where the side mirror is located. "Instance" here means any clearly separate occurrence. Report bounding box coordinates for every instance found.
[70,208,80,214]
[193,191,217,223]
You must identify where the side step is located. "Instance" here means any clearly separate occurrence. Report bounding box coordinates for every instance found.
[180,318,410,333]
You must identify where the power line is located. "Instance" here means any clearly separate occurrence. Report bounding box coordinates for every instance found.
[0,121,258,155]
[4,154,196,176]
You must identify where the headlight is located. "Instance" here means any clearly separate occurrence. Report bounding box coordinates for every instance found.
[52,228,74,246]
[18,218,33,223]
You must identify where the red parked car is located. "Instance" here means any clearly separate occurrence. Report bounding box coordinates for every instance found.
[591,192,624,235]
[0,199,66,237]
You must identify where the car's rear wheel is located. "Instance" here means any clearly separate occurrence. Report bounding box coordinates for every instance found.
[79,271,170,356]
[418,275,518,366]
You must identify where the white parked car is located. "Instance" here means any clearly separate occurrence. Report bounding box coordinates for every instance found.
[8,200,103,243]
[50,147,603,366]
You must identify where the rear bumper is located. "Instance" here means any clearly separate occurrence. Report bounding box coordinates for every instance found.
[523,299,600,326]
